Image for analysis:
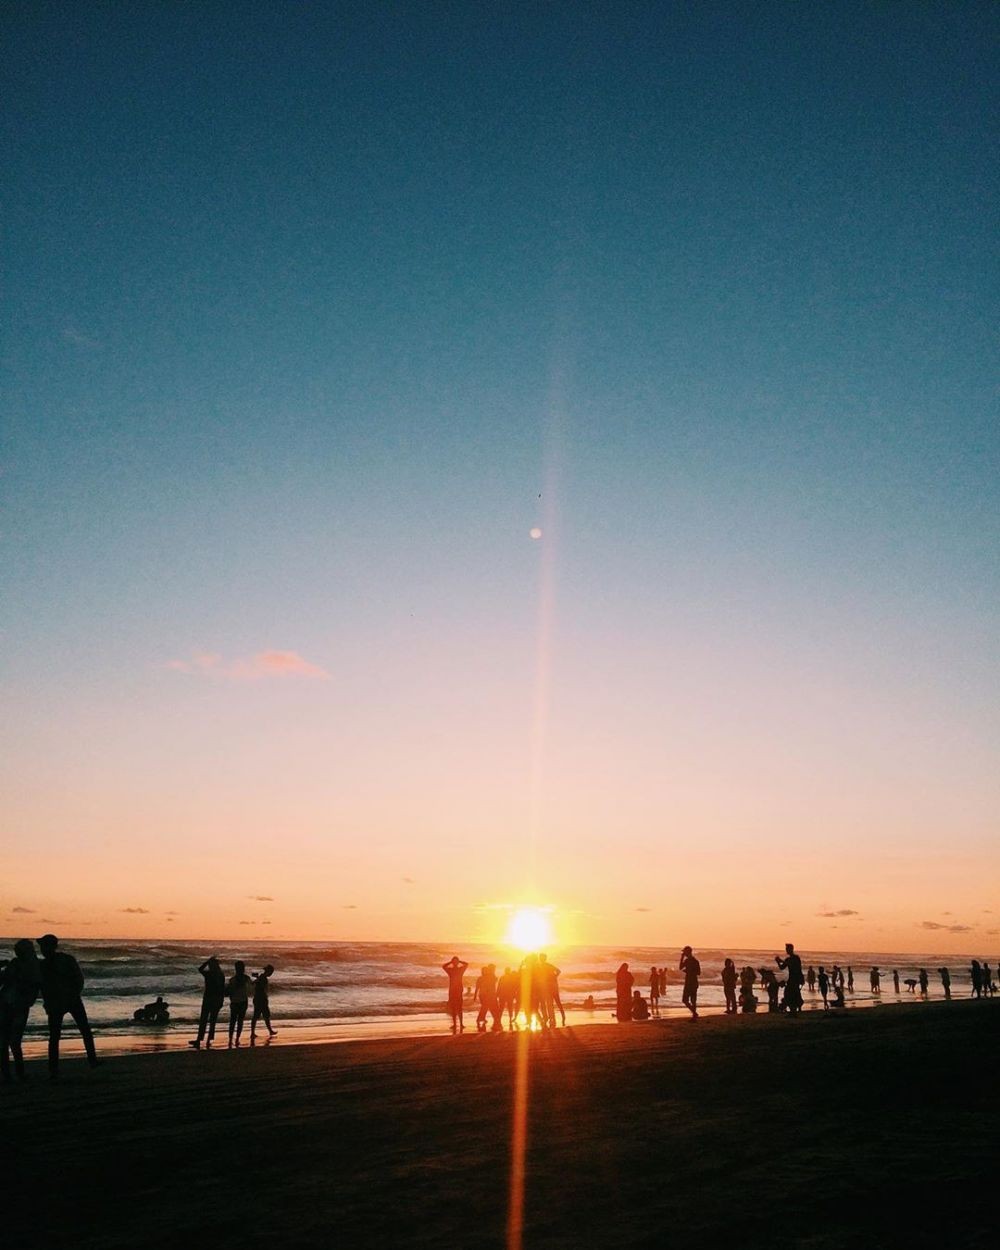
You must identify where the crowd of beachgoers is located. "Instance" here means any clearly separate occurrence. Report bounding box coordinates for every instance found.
[2,935,997,1081]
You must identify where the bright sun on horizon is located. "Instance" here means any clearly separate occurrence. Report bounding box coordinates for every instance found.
[506,906,553,952]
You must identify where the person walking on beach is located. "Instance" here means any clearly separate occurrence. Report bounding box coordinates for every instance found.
[846,967,854,993]
[918,968,928,997]
[970,960,983,999]
[892,969,900,993]
[679,946,700,1019]
[722,958,738,1015]
[937,967,950,998]
[615,962,634,1021]
[983,962,995,996]
[817,965,829,1008]
[37,935,99,1078]
[775,944,804,1014]
[649,966,660,1012]
[190,956,226,1049]
[870,967,881,995]
[442,956,469,1032]
[251,965,276,1041]
[227,961,253,1047]
[1,939,42,1082]
[539,954,565,1027]
[806,965,816,992]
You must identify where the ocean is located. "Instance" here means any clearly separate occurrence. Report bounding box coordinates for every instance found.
[3,938,990,1058]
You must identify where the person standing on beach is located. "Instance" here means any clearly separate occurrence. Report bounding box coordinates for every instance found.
[227,961,253,1047]
[1,939,42,1082]
[817,966,829,1008]
[775,944,804,1014]
[847,967,854,993]
[982,962,995,995]
[679,947,700,1019]
[870,967,881,994]
[658,967,667,999]
[721,959,738,1015]
[831,964,843,992]
[806,965,816,992]
[37,934,99,1078]
[251,964,276,1041]
[442,956,469,1032]
[615,962,634,1021]
[190,956,226,1049]
[497,966,518,1029]
[649,966,660,1011]
[918,968,928,997]
[970,960,982,998]
[539,955,565,1027]
[892,969,900,993]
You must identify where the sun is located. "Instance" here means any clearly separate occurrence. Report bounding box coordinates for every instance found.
[505,906,553,952]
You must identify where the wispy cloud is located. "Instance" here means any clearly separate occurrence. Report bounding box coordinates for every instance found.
[920,920,972,933]
[817,909,860,918]
[402,876,415,885]
[11,906,35,914]
[239,920,256,926]
[120,907,150,914]
[342,904,358,910]
[248,895,274,902]
[635,906,651,912]
[63,326,101,349]
[168,650,330,681]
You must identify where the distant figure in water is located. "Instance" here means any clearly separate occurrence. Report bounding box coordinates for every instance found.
[847,967,854,993]
[721,958,738,1015]
[918,968,928,997]
[806,965,816,992]
[631,990,649,1020]
[615,962,634,1021]
[1,939,42,1083]
[540,954,566,1027]
[251,965,276,1041]
[970,960,983,999]
[582,994,595,1011]
[190,956,226,1049]
[775,944,804,1014]
[938,967,951,999]
[135,995,170,1023]
[227,961,253,1047]
[649,966,660,1011]
[497,966,518,1028]
[38,934,99,1078]
[679,946,700,1019]
[817,966,829,1008]
[870,967,881,995]
[442,956,469,1032]
[892,970,900,994]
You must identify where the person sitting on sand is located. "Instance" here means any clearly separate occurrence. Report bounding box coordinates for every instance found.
[817,966,829,1008]
[615,963,634,1021]
[738,967,758,1013]
[1,939,42,1083]
[631,990,649,1021]
[829,980,846,1010]
[227,961,253,1047]
[251,965,276,1041]
[721,958,738,1015]
[442,956,469,1033]
[870,967,881,994]
[37,934,99,1078]
[679,947,700,1019]
[775,944,804,1014]
[191,956,226,1049]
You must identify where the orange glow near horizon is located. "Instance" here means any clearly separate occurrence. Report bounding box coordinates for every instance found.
[505,906,554,952]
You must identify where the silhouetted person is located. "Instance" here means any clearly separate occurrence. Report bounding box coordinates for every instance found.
[892,969,900,993]
[615,962,634,1021]
[870,967,881,994]
[649,966,660,1010]
[983,962,995,996]
[806,965,816,992]
[190,956,226,1048]
[817,966,829,1008]
[582,994,595,1011]
[759,967,780,1012]
[738,967,758,1013]
[775,944,803,1014]
[140,995,170,1023]
[904,978,918,993]
[227,961,252,1047]
[831,965,843,991]
[251,964,276,1041]
[442,956,469,1032]
[37,934,98,1078]
[722,958,738,1015]
[970,960,983,999]
[918,968,928,997]
[830,980,846,1010]
[846,966,854,993]
[540,954,565,1026]
[938,967,951,999]
[679,946,700,1018]
[497,966,518,1028]
[1,939,42,1082]
[658,967,667,998]
[631,990,649,1020]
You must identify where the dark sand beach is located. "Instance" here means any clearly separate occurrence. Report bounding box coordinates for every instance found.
[6,1001,998,1249]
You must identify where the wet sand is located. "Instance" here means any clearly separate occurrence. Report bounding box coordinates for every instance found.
[6,1000,998,1249]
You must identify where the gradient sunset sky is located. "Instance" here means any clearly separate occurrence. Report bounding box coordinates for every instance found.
[2,3,997,953]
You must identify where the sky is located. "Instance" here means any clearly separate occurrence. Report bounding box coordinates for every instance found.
[2,2,998,953]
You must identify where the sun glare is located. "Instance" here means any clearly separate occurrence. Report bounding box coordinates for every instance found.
[506,906,552,952]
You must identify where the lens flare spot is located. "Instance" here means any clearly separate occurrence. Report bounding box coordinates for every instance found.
[506,906,552,951]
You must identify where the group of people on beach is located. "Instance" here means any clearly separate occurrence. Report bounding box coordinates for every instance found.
[442,954,567,1032]
[187,957,277,1049]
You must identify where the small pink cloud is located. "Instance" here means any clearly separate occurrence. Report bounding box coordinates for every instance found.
[168,650,329,681]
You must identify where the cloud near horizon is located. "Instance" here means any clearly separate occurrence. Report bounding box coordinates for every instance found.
[249,895,274,902]
[920,920,972,933]
[120,907,150,914]
[11,906,36,914]
[168,650,329,681]
[817,909,860,918]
